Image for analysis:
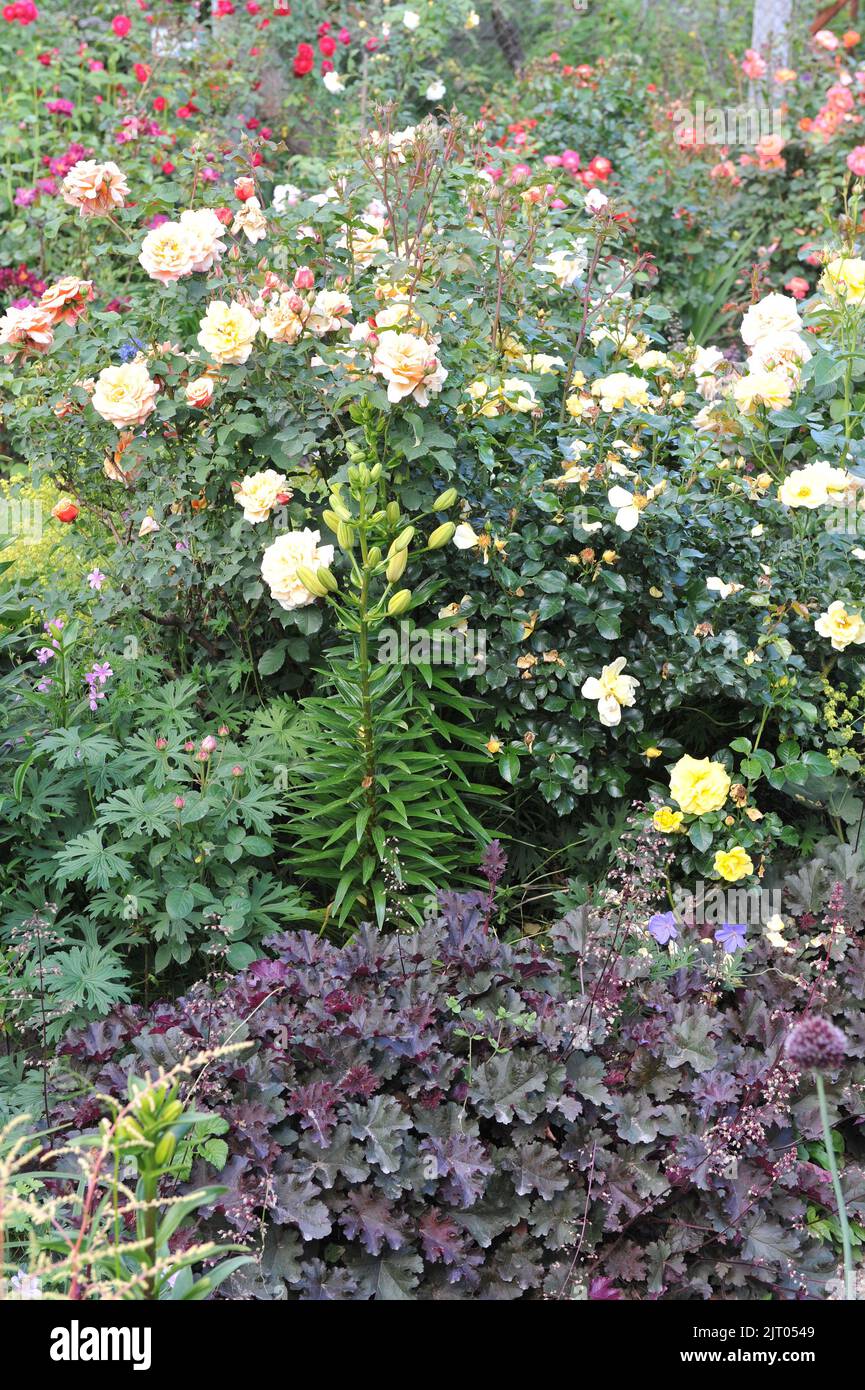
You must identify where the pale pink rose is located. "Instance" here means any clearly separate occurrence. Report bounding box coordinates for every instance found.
[784,276,810,300]
[847,144,865,175]
[741,48,767,79]
[814,28,839,50]
[179,208,227,272]
[61,160,129,217]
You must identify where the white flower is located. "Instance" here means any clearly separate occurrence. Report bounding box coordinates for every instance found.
[585,188,609,214]
[232,196,267,245]
[706,576,743,600]
[740,292,802,348]
[179,208,227,272]
[403,9,420,28]
[235,470,290,524]
[765,914,794,953]
[425,79,446,101]
[323,70,345,94]
[607,484,641,531]
[272,183,303,213]
[581,657,640,727]
[534,243,588,288]
[261,529,335,611]
[453,523,479,550]
[139,515,160,537]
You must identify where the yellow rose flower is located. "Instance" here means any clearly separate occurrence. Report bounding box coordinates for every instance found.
[652,806,684,833]
[590,372,650,412]
[92,360,158,429]
[234,469,290,524]
[668,755,731,815]
[815,600,865,651]
[713,846,754,881]
[197,300,259,366]
[821,256,865,305]
[731,368,793,414]
[138,221,197,284]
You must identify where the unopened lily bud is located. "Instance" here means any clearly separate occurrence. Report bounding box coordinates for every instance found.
[160,1100,184,1126]
[337,521,355,550]
[433,488,458,511]
[370,463,382,482]
[367,546,382,567]
[153,1132,177,1168]
[390,526,415,554]
[387,589,412,617]
[386,501,400,526]
[317,567,338,592]
[329,498,352,522]
[386,548,408,582]
[322,509,341,533]
[297,566,329,597]
[428,522,456,549]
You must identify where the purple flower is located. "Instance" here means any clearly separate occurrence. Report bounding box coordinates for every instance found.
[87,568,106,591]
[36,676,53,693]
[36,647,54,664]
[14,187,38,208]
[647,911,678,945]
[786,1016,847,1072]
[89,662,113,685]
[715,922,747,954]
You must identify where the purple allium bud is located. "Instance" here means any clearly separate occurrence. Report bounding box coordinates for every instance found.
[785,1016,848,1072]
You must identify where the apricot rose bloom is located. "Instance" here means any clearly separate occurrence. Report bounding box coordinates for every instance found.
[39,277,94,325]
[713,846,754,882]
[261,292,308,345]
[372,330,448,405]
[234,470,291,524]
[0,304,54,358]
[61,160,129,217]
[261,529,335,610]
[185,376,215,408]
[92,360,158,429]
[668,755,731,815]
[197,300,259,365]
[139,221,197,284]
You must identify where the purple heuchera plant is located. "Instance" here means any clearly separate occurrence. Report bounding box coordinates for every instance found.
[54,894,865,1301]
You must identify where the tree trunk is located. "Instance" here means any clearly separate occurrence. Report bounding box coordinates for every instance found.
[749,0,793,102]
[491,2,525,73]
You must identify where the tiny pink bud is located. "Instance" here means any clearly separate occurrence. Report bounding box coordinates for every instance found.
[231,765,243,776]
[293,266,314,289]
[155,736,168,749]
[201,734,218,753]
[174,795,185,809]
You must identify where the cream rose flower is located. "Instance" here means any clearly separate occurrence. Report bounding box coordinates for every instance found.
[777,463,835,509]
[235,470,291,524]
[61,160,129,217]
[307,289,353,336]
[740,292,802,347]
[261,529,335,610]
[139,221,197,284]
[232,196,268,245]
[815,600,865,650]
[92,361,158,428]
[669,755,731,815]
[179,208,227,272]
[261,292,308,345]
[185,376,215,408]
[197,300,258,365]
[591,372,650,412]
[0,304,54,357]
[534,243,589,288]
[746,329,811,377]
[731,368,793,414]
[581,656,640,727]
[372,330,448,405]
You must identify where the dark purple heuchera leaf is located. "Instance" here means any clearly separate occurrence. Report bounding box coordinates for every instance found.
[51,889,865,1300]
[338,1184,407,1255]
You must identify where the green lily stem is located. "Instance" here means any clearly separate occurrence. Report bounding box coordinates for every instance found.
[815,1072,855,1300]
[141,1169,159,1301]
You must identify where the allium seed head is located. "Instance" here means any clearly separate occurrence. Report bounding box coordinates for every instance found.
[785,1016,848,1072]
